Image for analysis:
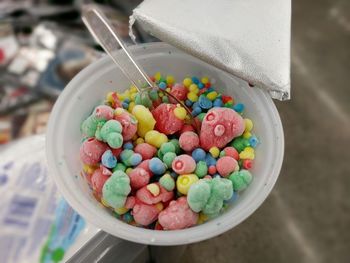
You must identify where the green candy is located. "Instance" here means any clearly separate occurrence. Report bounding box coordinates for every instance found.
[149,89,159,101]
[106,132,123,149]
[229,170,252,191]
[157,149,164,160]
[159,173,175,191]
[195,161,208,178]
[102,171,131,209]
[230,136,250,152]
[197,112,206,122]
[135,92,152,108]
[187,177,233,217]
[162,96,169,103]
[160,142,176,154]
[99,120,123,149]
[169,139,181,154]
[100,120,122,138]
[120,149,134,166]
[162,152,177,168]
[81,115,100,137]
[219,150,226,157]
[113,163,126,172]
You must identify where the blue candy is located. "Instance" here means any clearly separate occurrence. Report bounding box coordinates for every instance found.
[129,153,142,166]
[192,102,199,109]
[124,98,130,103]
[207,87,214,92]
[205,153,217,166]
[185,99,193,107]
[191,107,202,117]
[224,191,239,204]
[192,148,206,162]
[198,83,204,89]
[101,150,117,168]
[122,102,129,109]
[149,157,166,175]
[123,142,134,150]
[192,76,200,84]
[170,171,178,179]
[213,98,223,107]
[122,212,134,223]
[198,95,213,109]
[158,82,167,90]
[233,103,245,113]
[249,136,259,148]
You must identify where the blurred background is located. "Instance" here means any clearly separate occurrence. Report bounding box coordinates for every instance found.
[0,0,349,262]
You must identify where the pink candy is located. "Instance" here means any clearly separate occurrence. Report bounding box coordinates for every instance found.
[137,160,153,176]
[152,104,184,135]
[216,156,238,177]
[94,105,114,120]
[180,124,195,134]
[179,131,199,152]
[114,108,137,140]
[172,154,196,174]
[80,138,108,165]
[200,108,244,150]
[91,168,109,200]
[170,84,188,103]
[132,199,159,226]
[222,147,239,160]
[128,168,151,189]
[136,183,174,205]
[158,197,198,230]
[134,143,157,160]
[125,196,136,209]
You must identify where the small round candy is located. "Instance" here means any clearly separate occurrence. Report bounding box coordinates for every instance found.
[179,131,199,152]
[172,155,196,174]
[120,149,133,164]
[233,103,245,113]
[205,153,217,166]
[158,82,167,90]
[244,118,253,132]
[113,163,126,172]
[187,92,198,102]
[192,76,200,84]
[162,152,177,168]
[145,130,168,148]
[198,95,213,109]
[191,107,202,117]
[249,136,259,148]
[208,165,217,175]
[123,142,134,150]
[101,149,117,168]
[222,147,239,160]
[195,161,208,178]
[243,159,253,169]
[183,77,192,88]
[209,147,220,158]
[149,158,166,175]
[170,139,181,154]
[216,156,238,177]
[185,99,193,107]
[192,148,206,162]
[201,77,209,84]
[160,142,176,154]
[176,174,199,195]
[239,147,255,160]
[129,153,142,166]
[134,143,157,160]
[213,98,223,107]
[206,91,218,101]
[159,174,175,191]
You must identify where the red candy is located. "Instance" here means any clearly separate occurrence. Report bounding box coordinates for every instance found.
[180,124,195,134]
[200,108,244,150]
[216,156,237,177]
[152,104,184,135]
[111,148,122,158]
[128,168,151,189]
[172,155,196,174]
[179,131,199,152]
[221,95,233,104]
[208,165,217,175]
[243,159,253,169]
[132,199,159,226]
[94,105,114,120]
[125,196,136,209]
[158,197,198,230]
[136,184,174,205]
[222,147,239,160]
[170,84,188,103]
[114,108,137,140]
[91,168,109,200]
[109,92,122,108]
[80,138,108,165]
[134,143,157,160]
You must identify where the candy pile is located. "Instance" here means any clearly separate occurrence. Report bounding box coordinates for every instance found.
[80,73,259,230]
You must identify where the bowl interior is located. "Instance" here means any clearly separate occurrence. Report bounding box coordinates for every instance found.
[46,42,284,245]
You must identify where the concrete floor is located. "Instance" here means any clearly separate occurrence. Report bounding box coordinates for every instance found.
[179,1,350,262]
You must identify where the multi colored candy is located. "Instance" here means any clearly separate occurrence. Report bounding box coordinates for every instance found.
[80,73,260,230]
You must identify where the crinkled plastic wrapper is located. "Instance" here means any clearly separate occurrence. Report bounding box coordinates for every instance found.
[130,0,291,100]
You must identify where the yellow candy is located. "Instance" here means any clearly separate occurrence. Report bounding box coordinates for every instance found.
[147,183,160,196]
[166,75,175,84]
[125,168,133,175]
[154,72,161,81]
[206,91,218,101]
[106,92,115,104]
[83,164,97,175]
[187,92,198,102]
[209,147,220,158]
[173,106,187,120]
[135,137,144,145]
[183,77,192,88]
[132,105,156,137]
[243,131,252,139]
[101,198,110,208]
[166,87,171,93]
[176,174,199,195]
[129,85,138,93]
[189,84,199,93]
[115,207,129,215]
[201,77,209,84]
[244,118,253,132]
[132,134,138,141]
[239,147,255,160]
[145,130,168,148]
[130,92,137,101]
[115,108,124,116]
[197,212,208,224]
[128,101,135,112]
[155,202,164,212]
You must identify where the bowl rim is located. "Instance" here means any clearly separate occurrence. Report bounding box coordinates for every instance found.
[46,42,284,245]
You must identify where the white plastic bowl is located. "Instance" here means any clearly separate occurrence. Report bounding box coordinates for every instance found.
[46,42,284,245]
